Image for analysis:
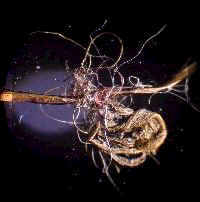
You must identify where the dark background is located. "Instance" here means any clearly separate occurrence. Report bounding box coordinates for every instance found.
[1,5,200,200]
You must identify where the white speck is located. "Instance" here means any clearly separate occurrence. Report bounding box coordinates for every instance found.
[16,77,21,80]
[180,128,184,132]
[159,108,163,112]
[65,25,72,30]
[36,65,40,70]
[19,114,24,124]
[128,138,132,142]
[54,78,57,81]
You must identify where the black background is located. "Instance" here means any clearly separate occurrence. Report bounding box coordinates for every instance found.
[1,4,200,200]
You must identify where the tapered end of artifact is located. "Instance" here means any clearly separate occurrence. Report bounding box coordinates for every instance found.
[0,91,13,102]
[169,62,197,84]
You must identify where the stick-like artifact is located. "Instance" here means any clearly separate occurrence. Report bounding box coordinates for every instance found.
[0,90,77,104]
